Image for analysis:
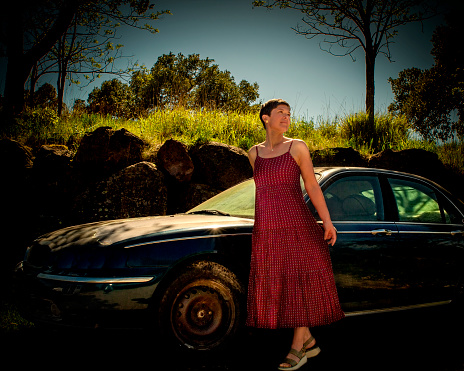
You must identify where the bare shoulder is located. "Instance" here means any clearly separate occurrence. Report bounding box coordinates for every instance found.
[248,144,258,158]
[290,139,310,158]
[289,139,312,167]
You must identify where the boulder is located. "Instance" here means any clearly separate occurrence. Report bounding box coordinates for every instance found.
[0,138,34,175]
[73,127,146,179]
[157,139,194,182]
[0,139,35,271]
[0,138,34,209]
[73,161,167,222]
[368,148,447,179]
[183,183,222,211]
[31,144,74,222]
[33,144,73,176]
[368,148,464,199]
[312,147,368,167]
[190,142,253,190]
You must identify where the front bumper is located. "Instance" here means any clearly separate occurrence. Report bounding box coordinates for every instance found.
[13,262,160,329]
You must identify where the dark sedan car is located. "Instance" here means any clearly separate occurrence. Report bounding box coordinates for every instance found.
[14,167,464,350]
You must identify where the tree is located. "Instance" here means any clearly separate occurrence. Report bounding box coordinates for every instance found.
[72,98,87,114]
[32,82,58,109]
[131,53,259,112]
[238,80,261,110]
[1,0,78,119]
[389,13,463,141]
[254,0,436,133]
[88,78,133,117]
[194,65,238,109]
[0,0,170,122]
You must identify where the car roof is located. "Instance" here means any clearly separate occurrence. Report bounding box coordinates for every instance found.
[315,166,435,183]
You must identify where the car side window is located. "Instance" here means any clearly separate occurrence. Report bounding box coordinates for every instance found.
[387,178,458,224]
[322,175,383,221]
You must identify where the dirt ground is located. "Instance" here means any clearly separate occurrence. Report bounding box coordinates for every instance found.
[2,304,463,371]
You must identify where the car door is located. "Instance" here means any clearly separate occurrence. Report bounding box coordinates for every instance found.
[311,172,399,312]
[381,174,464,307]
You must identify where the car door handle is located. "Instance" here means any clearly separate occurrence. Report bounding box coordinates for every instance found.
[371,229,393,236]
[451,230,464,236]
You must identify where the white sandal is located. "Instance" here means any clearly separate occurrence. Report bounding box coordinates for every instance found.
[303,336,321,358]
[277,348,307,371]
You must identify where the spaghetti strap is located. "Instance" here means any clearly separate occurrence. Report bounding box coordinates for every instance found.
[255,146,259,156]
[288,139,294,152]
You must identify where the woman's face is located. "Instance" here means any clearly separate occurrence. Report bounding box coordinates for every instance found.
[263,104,291,133]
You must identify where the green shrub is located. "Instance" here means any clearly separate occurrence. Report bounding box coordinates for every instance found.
[340,112,410,153]
[21,106,59,131]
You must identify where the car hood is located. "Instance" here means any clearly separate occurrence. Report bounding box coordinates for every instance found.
[35,214,254,251]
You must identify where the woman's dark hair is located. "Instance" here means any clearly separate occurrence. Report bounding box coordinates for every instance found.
[259,98,290,129]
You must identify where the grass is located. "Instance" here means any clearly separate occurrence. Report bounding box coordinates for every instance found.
[0,300,34,332]
[7,106,464,174]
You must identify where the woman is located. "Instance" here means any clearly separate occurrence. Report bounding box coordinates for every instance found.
[246,99,344,370]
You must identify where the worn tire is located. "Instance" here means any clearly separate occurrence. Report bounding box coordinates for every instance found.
[157,261,245,351]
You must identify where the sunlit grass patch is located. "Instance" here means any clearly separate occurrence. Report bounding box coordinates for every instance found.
[8,106,463,174]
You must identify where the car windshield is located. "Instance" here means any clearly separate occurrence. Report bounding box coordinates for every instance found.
[187,173,321,219]
[188,179,256,219]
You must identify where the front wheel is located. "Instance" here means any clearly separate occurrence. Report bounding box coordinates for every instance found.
[157,261,245,351]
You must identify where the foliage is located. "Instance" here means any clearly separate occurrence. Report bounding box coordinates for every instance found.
[88,78,134,118]
[389,13,464,141]
[25,83,58,110]
[130,108,264,149]
[8,106,462,173]
[18,106,59,133]
[85,53,259,117]
[129,52,260,114]
[0,300,34,332]
[340,112,410,153]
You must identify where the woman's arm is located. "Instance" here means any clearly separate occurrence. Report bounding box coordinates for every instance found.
[248,145,257,170]
[291,140,337,245]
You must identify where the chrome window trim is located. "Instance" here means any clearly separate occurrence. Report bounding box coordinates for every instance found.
[336,231,399,234]
[321,168,464,220]
[37,273,154,284]
[396,231,457,235]
[395,221,464,227]
[324,221,398,234]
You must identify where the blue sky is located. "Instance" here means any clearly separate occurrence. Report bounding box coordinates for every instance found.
[1,0,458,121]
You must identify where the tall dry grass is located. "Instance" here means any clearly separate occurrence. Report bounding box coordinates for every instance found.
[10,106,463,174]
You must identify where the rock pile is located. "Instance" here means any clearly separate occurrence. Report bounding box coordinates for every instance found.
[1,128,462,271]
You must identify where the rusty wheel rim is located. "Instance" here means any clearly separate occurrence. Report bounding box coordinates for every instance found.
[171,279,235,349]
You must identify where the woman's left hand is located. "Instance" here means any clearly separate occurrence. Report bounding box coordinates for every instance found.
[323,223,337,246]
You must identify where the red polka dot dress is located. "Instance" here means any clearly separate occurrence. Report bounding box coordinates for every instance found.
[246,141,344,329]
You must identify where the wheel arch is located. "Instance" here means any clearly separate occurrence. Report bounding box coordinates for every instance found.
[150,250,247,308]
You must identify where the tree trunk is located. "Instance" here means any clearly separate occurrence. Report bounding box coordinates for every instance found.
[57,35,65,116]
[57,69,66,117]
[2,1,78,122]
[28,63,39,107]
[3,7,28,119]
[365,50,376,139]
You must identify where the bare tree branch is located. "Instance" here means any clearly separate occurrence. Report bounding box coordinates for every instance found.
[254,0,438,128]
